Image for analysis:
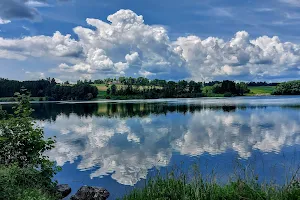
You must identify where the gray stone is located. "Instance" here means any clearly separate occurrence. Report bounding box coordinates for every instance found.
[70,186,110,200]
[56,184,71,198]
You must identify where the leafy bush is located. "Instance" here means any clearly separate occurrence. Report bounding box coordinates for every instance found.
[0,92,60,194]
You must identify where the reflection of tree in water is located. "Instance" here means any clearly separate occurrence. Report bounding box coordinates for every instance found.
[95,104,272,117]
[222,106,237,112]
[2,103,99,122]
[31,103,99,121]
[0,103,282,121]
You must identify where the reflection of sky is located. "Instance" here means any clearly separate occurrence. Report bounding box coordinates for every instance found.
[39,102,300,199]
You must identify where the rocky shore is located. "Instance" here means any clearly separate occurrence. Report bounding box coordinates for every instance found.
[57,184,110,200]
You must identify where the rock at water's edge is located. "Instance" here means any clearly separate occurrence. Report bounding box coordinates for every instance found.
[56,184,71,198]
[70,186,110,200]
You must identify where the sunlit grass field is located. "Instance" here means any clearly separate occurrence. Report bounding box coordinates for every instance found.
[247,86,276,95]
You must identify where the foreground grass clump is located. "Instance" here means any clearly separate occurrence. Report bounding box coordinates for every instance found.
[121,167,300,200]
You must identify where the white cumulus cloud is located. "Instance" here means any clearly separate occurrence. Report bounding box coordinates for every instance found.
[0,31,83,59]
[0,9,300,81]
[174,31,300,81]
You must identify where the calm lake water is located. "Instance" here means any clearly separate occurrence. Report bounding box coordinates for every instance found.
[2,96,300,199]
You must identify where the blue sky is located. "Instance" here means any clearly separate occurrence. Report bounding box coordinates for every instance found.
[0,0,300,82]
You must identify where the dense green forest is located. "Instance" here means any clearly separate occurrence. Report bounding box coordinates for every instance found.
[0,78,98,101]
[272,80,300,95]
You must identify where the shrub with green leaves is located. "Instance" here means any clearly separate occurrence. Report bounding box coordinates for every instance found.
[0,91,60,199]
[1,92,55,167]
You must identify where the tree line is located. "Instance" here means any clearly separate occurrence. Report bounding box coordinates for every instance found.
[4,76,298,100]
[0,78,98,101]
[95,77,169,87]
[247,81,278,86]
[95,77,277,88]
[272,80,300,95]
[198,81,278,87]
[107,80,203,99]
[106,79,251,98]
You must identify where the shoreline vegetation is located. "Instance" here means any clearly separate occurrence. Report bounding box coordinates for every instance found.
[120,165,300,200]
[1,93,299,199]
[1,77,300,102]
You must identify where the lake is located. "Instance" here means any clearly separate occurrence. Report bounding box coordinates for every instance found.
[2,96,300,199]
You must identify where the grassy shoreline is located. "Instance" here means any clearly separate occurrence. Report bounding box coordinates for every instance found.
[120,165,300,200]
[121,177,300,200]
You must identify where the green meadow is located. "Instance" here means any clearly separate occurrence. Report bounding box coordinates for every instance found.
[247,86,276,95]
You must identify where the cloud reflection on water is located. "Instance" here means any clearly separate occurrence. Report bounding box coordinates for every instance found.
[42,103,300,186]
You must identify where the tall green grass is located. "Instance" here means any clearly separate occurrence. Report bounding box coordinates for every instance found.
[121,163,300,200]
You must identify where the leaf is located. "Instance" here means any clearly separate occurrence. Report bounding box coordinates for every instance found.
[0,137,8,141]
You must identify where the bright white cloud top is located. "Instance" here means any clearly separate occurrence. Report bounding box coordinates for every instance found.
[0,9,300,81]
